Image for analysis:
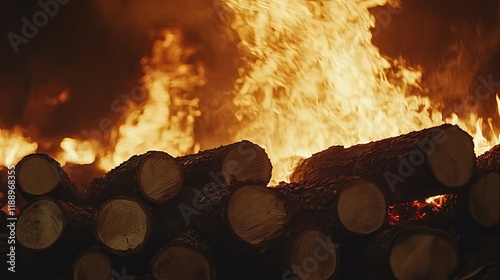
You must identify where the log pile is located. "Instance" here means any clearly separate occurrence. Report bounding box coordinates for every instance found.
[7,125,500,279]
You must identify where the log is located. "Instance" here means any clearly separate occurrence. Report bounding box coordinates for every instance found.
[291,124,475,204]
[387,194,458,228]
[15,197,96,279]
[176,140,272,188]
[17,196,95,251]
[363,226,459,280]
[477,144,500,172]
[265,227,340,280]
[15,154,78,202]
[94,197,153,256]
[273,177,387,235]
[150,230,215,280]
[468,172,500,228]
[162,182,288,248]
[82,151,182,207]
[72,248,113,280]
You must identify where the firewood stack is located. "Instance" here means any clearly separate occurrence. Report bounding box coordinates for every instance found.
[7,124,500,279]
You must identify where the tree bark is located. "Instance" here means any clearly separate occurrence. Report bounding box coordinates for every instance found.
[161,182,288,248]
[17,196,95,251]
[468,171,500,228]
[151,230,216,280]
[291,124,475,204]
[264,227,340,280]
[477,144,500,172]
[15,197,96,279]
[272,177,387,235]
[363,226,459,280]
[82,151,182,208]
[176,140,272,188]
[15,154,78,203]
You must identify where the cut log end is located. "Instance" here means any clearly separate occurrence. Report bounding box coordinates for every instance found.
[151,246,211,280]
[222,142,272,184]
[17,155,60,196]
[337,180,386,234]
[17,199,64,250]
[428,127,475,187]
[73,250,112,280]
[95,198,150,255]
[390,233,458,280]
[469,172,500,227]
[139,153,182,202]
[227,185,287,246]
[290,229,337,280]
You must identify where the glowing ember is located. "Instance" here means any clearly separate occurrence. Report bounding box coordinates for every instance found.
[388,194,453,226]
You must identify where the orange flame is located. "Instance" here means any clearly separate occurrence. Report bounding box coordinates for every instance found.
[0,127,37,168]
[1,1,499,182]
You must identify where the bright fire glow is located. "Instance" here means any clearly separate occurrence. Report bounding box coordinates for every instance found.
[0,127,37,168]
[1,1,499,183]
[98,30,205,170]
[59,138,96,165]
[224,0,499,183]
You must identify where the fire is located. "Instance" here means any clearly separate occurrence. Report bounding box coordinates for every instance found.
[1,1,499,185]
[388,194,452,226]
[0,127,37,168]
[222,0,500,183]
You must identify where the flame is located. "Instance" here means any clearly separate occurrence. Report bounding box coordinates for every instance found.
[59,138,96,165]
[222,0,500,183]
[0,127,38,168]
[98,30,205,170]
[1,1,499,182]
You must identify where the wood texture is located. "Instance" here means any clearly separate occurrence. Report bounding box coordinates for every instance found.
[82,151,182,208]
[273,177,386,235]
[176,140,272,188]
[291,124,475,204]
[15,153,78,203]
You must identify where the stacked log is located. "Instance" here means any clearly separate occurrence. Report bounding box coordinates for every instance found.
[176,140,273,187]
[471,144,500,228]
[362,226,459,279]
[15,154,79,203]
[9,128,500,279]
[82,150,183,207]
[150,230,216,280]
[273,178,386,236]
[291,124,475,204]
[161,182,288,248]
